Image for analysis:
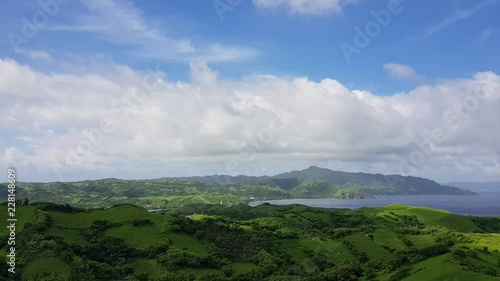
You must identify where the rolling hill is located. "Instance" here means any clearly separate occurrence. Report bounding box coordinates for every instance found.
[1,202,499,281]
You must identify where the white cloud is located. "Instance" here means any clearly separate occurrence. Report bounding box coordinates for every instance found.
[383,63,423,81]
[479,28,499,43]
[253,0,356,15]
[1,58,500,182]
[45,0,259,62]
[406,1,498,42]
[14,48,52,61]
[190,62,218,85]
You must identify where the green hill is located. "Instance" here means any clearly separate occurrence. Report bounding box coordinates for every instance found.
[275,166,475,196]
[0,167,474,209]
[1,202,499,281]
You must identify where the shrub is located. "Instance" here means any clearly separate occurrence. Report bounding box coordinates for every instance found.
[132,219,154,226]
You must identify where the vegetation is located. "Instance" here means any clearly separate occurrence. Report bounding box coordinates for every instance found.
[1,201,498,281]
[0,167,474,209]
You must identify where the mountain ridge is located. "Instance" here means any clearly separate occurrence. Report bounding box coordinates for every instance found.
[173,166,475,196]
[2,166,475,209]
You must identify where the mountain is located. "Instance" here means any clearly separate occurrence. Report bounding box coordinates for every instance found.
[447,181,500,192]
[271,166,474,198]
[170,166,474,199]
[3,167,474,209]
[171,175,300,191]
[175,166,474,197]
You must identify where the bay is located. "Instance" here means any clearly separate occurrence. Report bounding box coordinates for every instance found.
[249,191,500,217]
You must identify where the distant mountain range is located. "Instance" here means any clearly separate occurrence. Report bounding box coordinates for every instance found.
[3,166,475,209]
[173,166,475,198]
[447,181,500,192]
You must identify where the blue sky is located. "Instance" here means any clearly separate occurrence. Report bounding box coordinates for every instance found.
[2,0,499,93]
[1,0,500,182]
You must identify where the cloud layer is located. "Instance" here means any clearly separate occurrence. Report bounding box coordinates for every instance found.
[1,58,499,182]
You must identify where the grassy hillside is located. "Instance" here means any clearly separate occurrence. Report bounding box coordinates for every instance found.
[0,202,499,281]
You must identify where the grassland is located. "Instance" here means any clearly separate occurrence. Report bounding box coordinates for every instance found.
[0,202,498,281]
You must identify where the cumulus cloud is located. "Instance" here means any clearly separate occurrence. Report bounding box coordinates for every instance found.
[190,62,218,85]
[1,58,500,182]
[383,63,424,81]
[253,0,356,15]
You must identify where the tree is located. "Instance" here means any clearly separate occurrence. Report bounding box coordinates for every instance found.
[321,264,363,281]
[156,272,194,281]
[25,272,65,281]
[452,249,466,259]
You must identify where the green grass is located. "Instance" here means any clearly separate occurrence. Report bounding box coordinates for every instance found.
[0,205,39,232]
[372,229,407,250]
[282,238,356,270]
[44,227,85,244]
[282,239,315,270]
[239,224,252,230]
[249,204,286,217]
[5,202,499,280]
[345,233,395,262]
[232,262,256,274]
[138,194,248,207]
[169,233,208,256]
[134,259,168,279]
[402,254,500,281]
[316,239,357,264]
[106,223,164,249]
[49,205,158,228]
[476,251,500,267]
[184,267,216,278]
[405,234,436,249]
[378,205,481,232]
[46,205,169,248]
[187,214,217,221]
[297,211,333,221]
[22,258,70,280]
[464,233,500,252]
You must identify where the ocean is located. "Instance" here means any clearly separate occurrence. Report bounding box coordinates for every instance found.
[249,191,500,217]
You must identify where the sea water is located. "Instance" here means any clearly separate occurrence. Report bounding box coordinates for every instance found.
[249,191,500,217]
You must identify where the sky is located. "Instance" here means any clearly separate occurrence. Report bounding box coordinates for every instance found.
[0,0,499,183]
